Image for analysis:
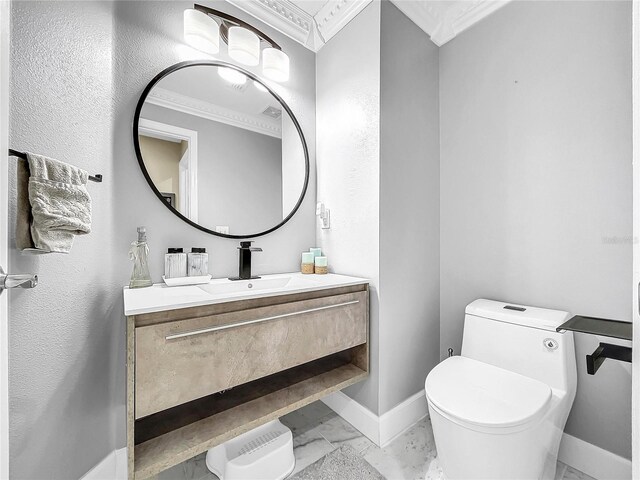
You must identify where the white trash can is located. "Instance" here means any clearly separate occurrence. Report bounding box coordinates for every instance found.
[205,419,295,480]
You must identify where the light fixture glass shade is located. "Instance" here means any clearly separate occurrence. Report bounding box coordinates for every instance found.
[218,67,247,85]
[228,26,260,66]
[262,48,290,82]
[183,9,219,54]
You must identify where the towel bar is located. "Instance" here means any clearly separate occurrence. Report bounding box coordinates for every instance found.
[8,149,103,183]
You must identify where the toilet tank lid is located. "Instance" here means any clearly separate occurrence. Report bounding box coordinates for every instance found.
[466,299,571,332]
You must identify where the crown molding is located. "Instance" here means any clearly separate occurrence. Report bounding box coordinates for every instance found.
[389,0,512,47]
[146,87,282,138]
[225,0,374,52]
[314,0,372,44]
[388,1,440,41]
[224,0,511,51]
[448,1,510,43]
[225,0,315,48]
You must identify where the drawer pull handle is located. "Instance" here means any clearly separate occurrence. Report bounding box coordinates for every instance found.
[165,300,360,340]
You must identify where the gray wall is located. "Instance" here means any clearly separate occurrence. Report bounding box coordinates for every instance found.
[440,0,632,459]
[316,1,381,414]
[8,2,119,478]
[142,103,283,235]
[378,1,440,414]
[8,1,316,478]
[316,0,440,416]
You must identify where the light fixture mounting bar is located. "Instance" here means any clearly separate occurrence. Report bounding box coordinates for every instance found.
[193,4,282,51]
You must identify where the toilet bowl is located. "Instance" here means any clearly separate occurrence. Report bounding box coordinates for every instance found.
[425,299,576,480]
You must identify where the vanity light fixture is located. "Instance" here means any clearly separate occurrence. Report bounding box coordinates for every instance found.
[262,47,289,82]
[228,26,260,66]
[218,67,247,85]
[183,9,219,55]
[184,4,290,82]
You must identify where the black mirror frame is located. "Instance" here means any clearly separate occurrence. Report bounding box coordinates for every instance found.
[133,60,310,239]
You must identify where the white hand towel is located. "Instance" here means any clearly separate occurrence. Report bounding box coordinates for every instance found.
[15,158,35,251]
[26,152,92,254]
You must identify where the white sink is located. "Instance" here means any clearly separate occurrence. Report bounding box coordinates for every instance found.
[123,272,369,316]
[197,276,293,296]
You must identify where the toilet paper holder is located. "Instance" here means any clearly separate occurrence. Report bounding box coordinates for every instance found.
[556,315,632,376]
[586,342,631,375]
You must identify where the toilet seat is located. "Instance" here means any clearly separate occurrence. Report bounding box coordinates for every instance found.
[426,356,552,434]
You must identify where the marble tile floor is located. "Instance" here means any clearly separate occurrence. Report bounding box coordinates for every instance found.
[151,401,597,480]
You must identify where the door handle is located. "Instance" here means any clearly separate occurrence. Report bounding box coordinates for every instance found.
[0,266,37,293]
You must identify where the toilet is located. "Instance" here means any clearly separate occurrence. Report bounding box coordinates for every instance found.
[425,299,577,480]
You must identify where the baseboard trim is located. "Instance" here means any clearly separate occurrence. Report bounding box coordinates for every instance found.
[379,390,428,447]
[81,447,127,480]
[559,433,631,480]
[320,390,381,445]
[114,447,127,480]
[320,389,428,447]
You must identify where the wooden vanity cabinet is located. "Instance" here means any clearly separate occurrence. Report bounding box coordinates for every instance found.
[126,283,369,479]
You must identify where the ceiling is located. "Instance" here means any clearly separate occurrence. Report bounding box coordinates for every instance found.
[225,0,512,51]
[142,65,284,138]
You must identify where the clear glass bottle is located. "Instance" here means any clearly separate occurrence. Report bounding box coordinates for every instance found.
[129,226,153,288]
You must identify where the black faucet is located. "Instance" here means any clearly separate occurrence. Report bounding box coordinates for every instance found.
[229,241,262,281]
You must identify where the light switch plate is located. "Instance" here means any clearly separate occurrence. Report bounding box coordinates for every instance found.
[321,209,330,229]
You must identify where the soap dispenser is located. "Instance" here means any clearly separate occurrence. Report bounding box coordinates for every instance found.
[129,226,153,288]
[187,248,209,277]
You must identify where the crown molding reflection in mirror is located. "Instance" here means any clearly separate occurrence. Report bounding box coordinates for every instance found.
[146,87,282,138]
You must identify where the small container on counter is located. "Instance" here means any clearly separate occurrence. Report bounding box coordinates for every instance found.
[309,247,322,259]
[188,247,209,276]
[314,256,328,274]
[129,226,153,288]
[165,248,187,279]
[301,252,315,274]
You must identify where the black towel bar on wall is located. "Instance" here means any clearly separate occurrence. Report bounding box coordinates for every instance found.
[8,149,103,183]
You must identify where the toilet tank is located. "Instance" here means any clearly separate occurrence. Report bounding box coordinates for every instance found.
[461,299,577,393]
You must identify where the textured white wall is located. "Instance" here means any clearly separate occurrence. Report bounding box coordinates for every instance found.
[316,1,381,413]
[8,2,119,478]
[378,1,440,414]
[440,0,632,459]
[9,1,316,478]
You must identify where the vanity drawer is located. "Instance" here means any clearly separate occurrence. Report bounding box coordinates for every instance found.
[134,291,367,418]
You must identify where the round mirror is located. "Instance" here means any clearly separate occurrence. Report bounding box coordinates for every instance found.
[133,61,309,238]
